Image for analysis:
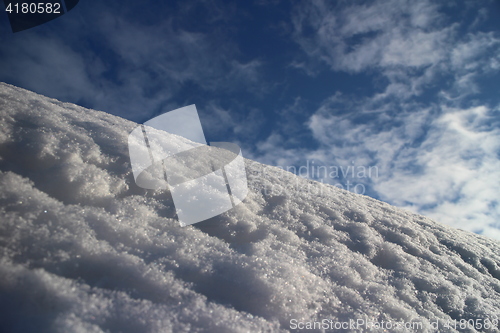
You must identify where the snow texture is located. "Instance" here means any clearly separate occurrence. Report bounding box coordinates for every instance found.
[1,82,500,332]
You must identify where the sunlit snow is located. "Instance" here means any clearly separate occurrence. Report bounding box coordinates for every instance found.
[1,83,500,332]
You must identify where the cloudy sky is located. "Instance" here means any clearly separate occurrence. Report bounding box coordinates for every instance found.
[1,0,500,239]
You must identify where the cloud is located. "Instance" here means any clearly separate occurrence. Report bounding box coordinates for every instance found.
[444,32,500,100]
[291,0,500,102]
[292,0,451,72]
[376,106,500,235]
[303,100,500,238]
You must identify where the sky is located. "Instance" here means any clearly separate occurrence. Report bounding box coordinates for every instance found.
[0,0,499,239]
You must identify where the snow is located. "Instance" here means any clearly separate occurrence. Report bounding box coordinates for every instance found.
[1,82,500,332]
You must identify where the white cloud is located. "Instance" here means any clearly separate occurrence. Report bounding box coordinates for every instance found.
[382,106,500,233]
[380,29,450,68]
[292,0,451,73]
[445,32,500,100]
[305,101,500,238]
[291,0,500,102]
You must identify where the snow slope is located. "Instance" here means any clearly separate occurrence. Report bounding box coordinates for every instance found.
[1,82,500,332]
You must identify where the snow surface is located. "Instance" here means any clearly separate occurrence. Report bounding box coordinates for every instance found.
[1,82,500,332]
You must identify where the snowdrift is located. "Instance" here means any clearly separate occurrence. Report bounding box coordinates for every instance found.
[1,82,500,332]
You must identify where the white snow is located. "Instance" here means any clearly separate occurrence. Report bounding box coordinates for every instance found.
[1,82,500,332]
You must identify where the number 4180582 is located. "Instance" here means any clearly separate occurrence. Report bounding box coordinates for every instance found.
[5,2,62,14]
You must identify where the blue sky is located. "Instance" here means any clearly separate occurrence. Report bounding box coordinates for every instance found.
[1,0,500,239]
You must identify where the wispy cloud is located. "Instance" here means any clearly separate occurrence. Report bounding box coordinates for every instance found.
[291,0,500,102]
[292,0,450,73]
[374,105,500,238]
